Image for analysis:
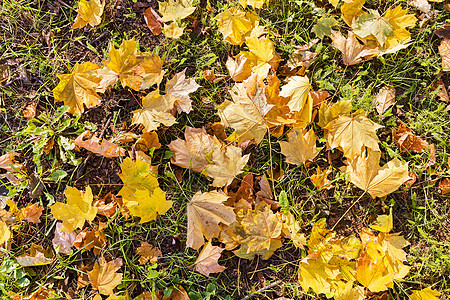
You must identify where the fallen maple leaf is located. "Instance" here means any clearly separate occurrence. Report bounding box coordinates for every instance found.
[214,7,260,45]
[369,209,393,233]
[279,128,322,165]
[50,186,98,232]
[438,177,450,195]
[72,0,105,29]
[240,37,281,79]
[374,86,396,114]
[330,31,379,66]
[168,126,221,173]
[16,244,53,267]
[164,22,185,39]
[164,68,200,113]
[410,0,431,13]
[118,157,172,223]
[136,131,161,152]
[204,145,250,187]
[409,288,441,300]
[158,0,196,22]
[22,203,44,223]
[343,149,411,198]
[281,212,307,249]
[73,228,107,256]
[195,241,226,276]
[318,100,352,128]
[226,55,252,82]
[93,192,129,219]
[239,0,266,8]
[279,75,311,112]
[136,242,162,265]
[392,122,430,153]
[53,62,101,114]
[438,39,450,71]
[312,17,338,39]
[0,219,11,245]
[353,10,394,47]
[310,166,333,190]
[75,131,125,157]
[218,74,273,144]
[88,257,123,295]
[52,222,76,255]
[383,5,417,49]
[186,191,236,250]
[144,7,163,35]
[23,102,37,121]
[341,0,365,26]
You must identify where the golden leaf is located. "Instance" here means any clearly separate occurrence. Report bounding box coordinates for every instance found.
[343,149,411,198]
[369,209,393,233]
[318,100,352,128]
[279,128,322,165]
[409,288,441,300]
[226,55,253,82]
[136,242,162,265]
[310,166,333,190]
[158,0,196,22]
[164,22,185,39]
[239,0,266,8]
[241,37,281,79]
[341,0,365,26]
[53,62,101,114]
[186,191,236,250]
[72,0,105,29]
[280,212,307,249]
[195,241,226,276]
[118,157,172,223]
[383,6,417,49]
[325,114,383,160]
[279,75,311,112]
[88,257,123,295]
[0,219,11,245]
[214,7,260,45]
[140,52,165,89]
[50,186,97,232]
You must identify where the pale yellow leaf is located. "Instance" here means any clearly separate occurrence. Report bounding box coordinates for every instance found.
[164,22,185,39]
[164,68,200,113]
[369,208,393,233]
[330,31,380,66]
[195,241,226,276]
[280,128,322,165]
[439,39,450,72]
[158,0,196,22]
[374,86,396,114]
[279,75,311,112]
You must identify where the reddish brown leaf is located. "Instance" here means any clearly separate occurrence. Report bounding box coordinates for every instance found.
[75,131,125,157]
[144,7,163,35]
[23,103,37,121]
[438,178,450,195]
[22,203,44,223]
[136,242,162,265]
[73,228,107,256]
[392,122,431,153]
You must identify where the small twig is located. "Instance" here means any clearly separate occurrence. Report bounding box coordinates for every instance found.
[56,0,76,11]
[91,31,109,44]
[99,114,113,139]
[240,280,282,300]
[331,191,366,231]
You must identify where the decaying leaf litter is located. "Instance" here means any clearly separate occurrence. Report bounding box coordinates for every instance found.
[0,0,449,299]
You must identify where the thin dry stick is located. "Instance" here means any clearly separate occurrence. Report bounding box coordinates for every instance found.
[331,191,366,231]
[240,280,283,300]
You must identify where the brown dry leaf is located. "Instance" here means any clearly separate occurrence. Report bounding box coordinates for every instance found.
[330,30,379,66]
[93,192,129,219]
[53,62,101,114]
[438,177,450,195]
[374,86,396,114]
[43,138,54,155]
[325,114,383,161]
[310,166,333,190]
[11,287,60,300]
[432,80,449,102]
[0,151,23,173]
[279,128,322,165]
[195,241,226,276]
[52,222,76,255]
[343,149,411,198]
[186,191,236,250]
[88,257,123,295]
[162,285,190,300]
[75,131,125,157]
[168,127,221,172]
[16,244,53,267]
[22,203,44,223]
[136,131,161,152]
[438,39,450,71]
[73,228,107,256]
[136,242,162,265]
[23,103,37,121]
[392,122,430,153]
[144,7,163,35]
[309,89,330,107]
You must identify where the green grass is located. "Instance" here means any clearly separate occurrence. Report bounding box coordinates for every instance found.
[1,0,450,299]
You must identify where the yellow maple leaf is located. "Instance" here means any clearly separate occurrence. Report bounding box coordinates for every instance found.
[88,257,123,295]
[355,252,394,292]
[140,52,165,89]
[220,203,283,259]
[369,209,393,233]
[164,22,185,39]
[186,191,236,250]
[158,0,196,22]
[218,74,273,144]
[279,75,311,112]
[131,89,177,132]
[104,39,144,91]
[343,149,411,198]
[241,37,281,79]
[318,100,352,128]
[118,157,172,223]
[310,166,333,190]
[53,62,101,114]
[214,7,260,45]
[325,114,383,160]
[239,0,266,8]
[168,127,222,173]
[50,186,97,232]
[279,128,322,165]
[0,219,11,245]
[341,0,365,26]
[164,68,200,113]
[226,55,253,82]
[330,31,380,66]
[204,145,250,187]
[409,288,441,300]
[383,6,416,49]
[72,0,105,29]
[280,212,307,249]
[195,241,226,276]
